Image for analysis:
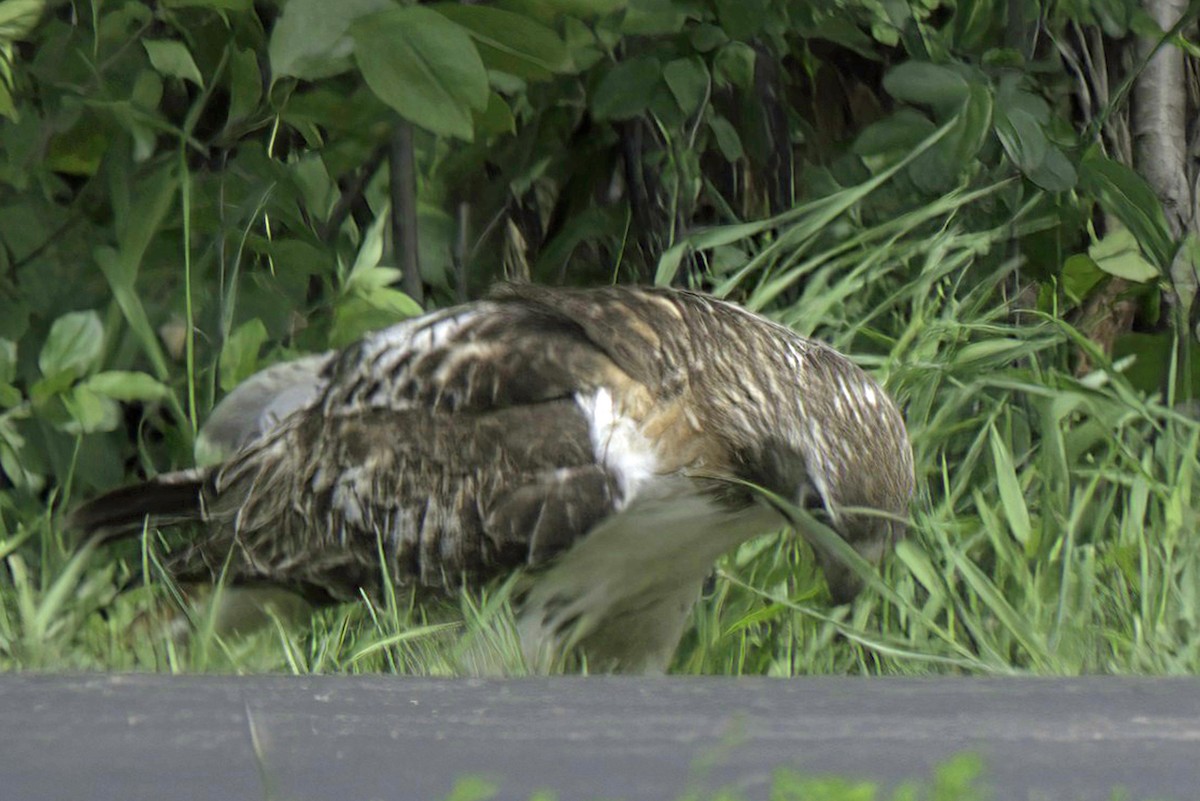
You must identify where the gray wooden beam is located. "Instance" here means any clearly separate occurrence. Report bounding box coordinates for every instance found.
[2,675,1195,800]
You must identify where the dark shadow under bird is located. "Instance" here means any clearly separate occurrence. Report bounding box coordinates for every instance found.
[71,284,914,673]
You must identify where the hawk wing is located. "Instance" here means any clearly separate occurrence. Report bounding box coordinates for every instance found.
[71,284,912,672]
[184,295,710,606]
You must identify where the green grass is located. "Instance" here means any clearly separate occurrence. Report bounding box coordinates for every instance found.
[434,752,1177,801]
[3,164,1199,678]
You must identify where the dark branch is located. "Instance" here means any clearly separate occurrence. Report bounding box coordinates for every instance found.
[390,122,424,306]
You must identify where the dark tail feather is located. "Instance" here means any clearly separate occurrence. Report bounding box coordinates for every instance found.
[68,469,207,544]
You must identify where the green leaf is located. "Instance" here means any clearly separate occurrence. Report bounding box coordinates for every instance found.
[219,319,269,392]
[227,46,262,125]
[0,0,44,41]
[92,164,177,380]
[853,109,936,156]
[663,57,709,115]
[621,0,688,35]
[1062,254,1106,303]
[60,386,122,434]
[989,424,1032,548]
[84,371,171,402]
[39,311,103,379]
[0,383,20,408]
[0,338,14,385]
[269,0,392,81]
[432,4,570,81]
[1088,226,1160,283]
[995,106,1046,173]
[0,82,14,122]
[953,83,993,163]
[708,115,743,161]
[590,56,663,120]
[713,41,755,90]
[475,92,516,137]
[883,61,970,109]
[1027,146,1077,192]
[498,0,627,17]
[1079,152,1175,268]
[160,0,252,8]
[331,291,423,348]
[689,23,728,52]
[142,40,204,87]
[714,0,769,40]
[94,247,170,380]
[351,6,489,141]
[346,211,389,291]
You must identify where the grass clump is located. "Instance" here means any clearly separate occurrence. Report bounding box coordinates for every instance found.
[2,163,1198,679]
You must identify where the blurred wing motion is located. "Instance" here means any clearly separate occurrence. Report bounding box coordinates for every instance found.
[71,285,914,672]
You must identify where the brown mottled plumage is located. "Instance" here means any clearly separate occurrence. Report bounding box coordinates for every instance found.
[71,285,914,672]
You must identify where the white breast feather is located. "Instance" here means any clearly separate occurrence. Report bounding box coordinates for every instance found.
[577,388,659,508]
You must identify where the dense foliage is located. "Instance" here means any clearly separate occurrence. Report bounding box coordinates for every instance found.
[1,0,1199,675]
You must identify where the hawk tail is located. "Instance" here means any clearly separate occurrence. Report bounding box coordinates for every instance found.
[68,469,207,543]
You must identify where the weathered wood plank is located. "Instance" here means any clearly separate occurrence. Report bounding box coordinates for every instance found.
[2,676,1196,800]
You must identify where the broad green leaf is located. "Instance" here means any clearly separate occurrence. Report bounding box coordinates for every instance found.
[1088,226,1160,282]
[0,0,43,41]
[1027,146,1077,192]
[590,56,662,120]
[346,211,389,290]
[622,0,687,35]
[39,311,103,378]
[84,371,171,402]
[351,6,488,141]
[0,383,20,408]
[227,46,262,125]
[143,40,204,87]
[0,83,13,121]
[883,61,970,109]
[713,41,755,90]
[45,116,108,175]
[853,109,936,155]
[475,92,516,137]
[497,0,627,17]
[1079,152,1175,268]
[269,0,391,81]
[332,291,423,348]
[954,83,993,163]
[714,0,769,40]
[433,4,570,80]
[663,57,709,115]
[160,0,252,8]
[0,338,14,384]
[1062,254,1106,303]
[995,106,1046,173]
[708,115,743,161]
[131,69,164,110]
[219,319,269,392]
[689,23,728,52]
[60,386,121,434]
[29,369,75,405]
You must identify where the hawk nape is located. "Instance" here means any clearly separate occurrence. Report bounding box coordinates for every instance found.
[71,284,914,673]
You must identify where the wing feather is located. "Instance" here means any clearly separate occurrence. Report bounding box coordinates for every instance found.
[179,304,640,599]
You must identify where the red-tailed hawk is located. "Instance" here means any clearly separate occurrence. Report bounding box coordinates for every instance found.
[72,285,914,672]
